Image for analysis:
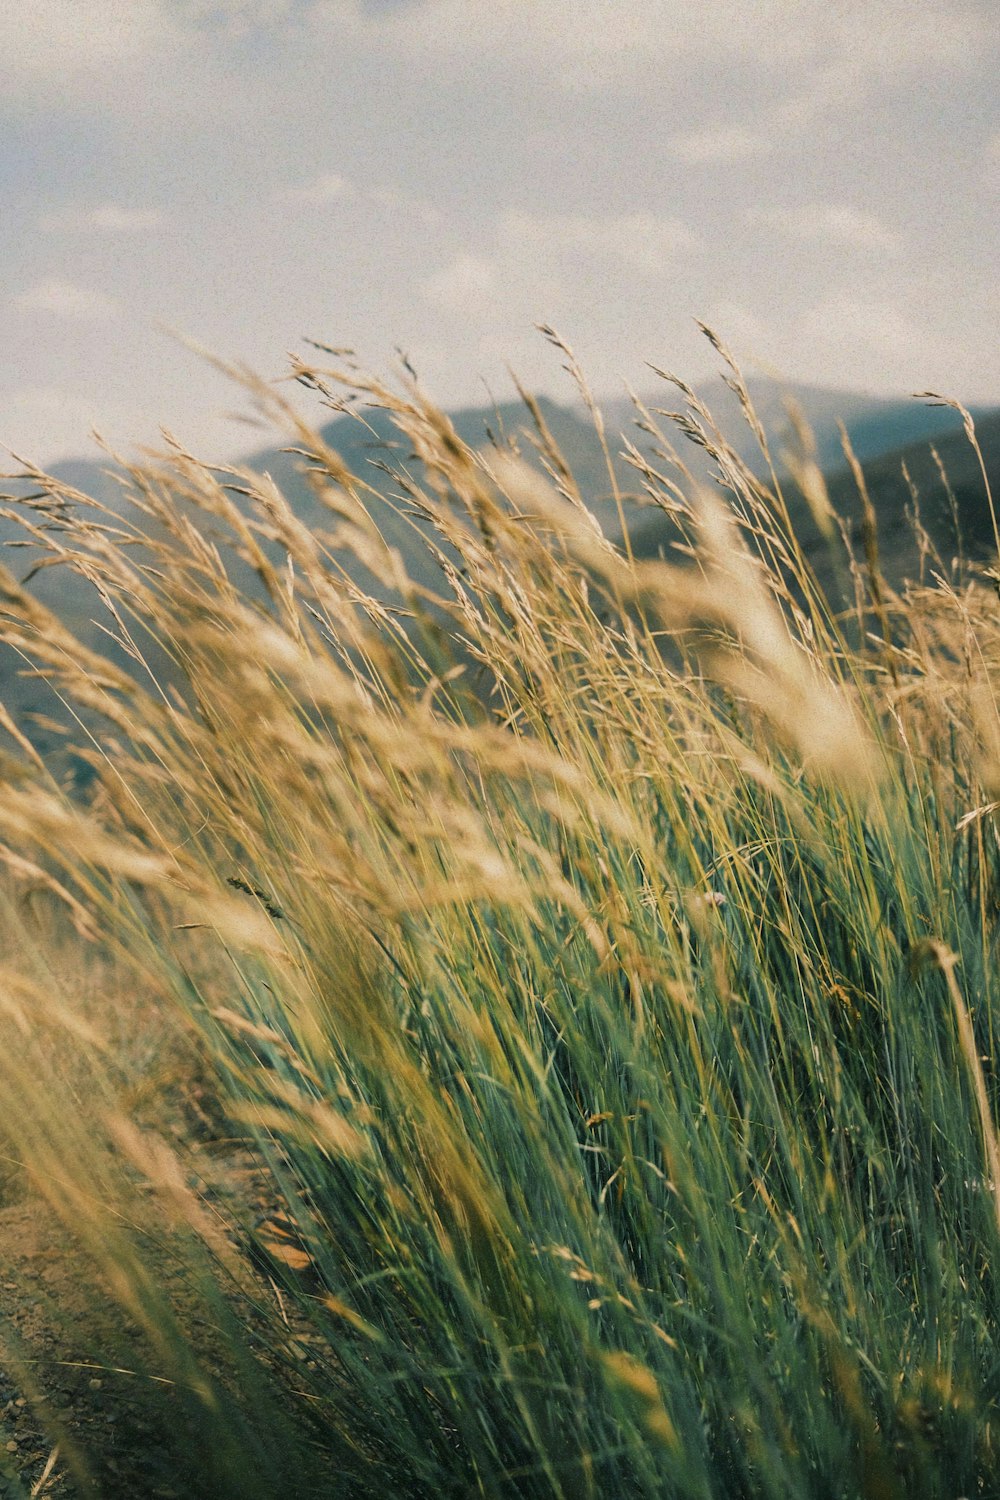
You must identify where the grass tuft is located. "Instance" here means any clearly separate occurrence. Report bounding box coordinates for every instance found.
[0,349,998,1496]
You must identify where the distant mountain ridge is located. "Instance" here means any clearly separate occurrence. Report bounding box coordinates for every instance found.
[603,379,997,478]
[627,402,1000,602]
[1,378,998,764]
[16,376,995,541]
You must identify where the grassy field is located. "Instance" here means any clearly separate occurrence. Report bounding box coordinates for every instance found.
[0,339,999,1497]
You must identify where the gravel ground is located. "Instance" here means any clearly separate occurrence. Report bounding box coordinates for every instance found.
[0,1144,334,1500]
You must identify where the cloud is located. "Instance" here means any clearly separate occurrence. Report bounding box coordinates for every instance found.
[502,212,698,278]
[308,0,668,86]
[796,293,927,364]
[0,1,179,89]
[0,0,302,108]
[669,127,772,164]
[365,186,441,226]
[0,385,127,462]
[181,1,299,32]
[703,303,772,357]
[276,174,439,224]
[14,280,120,321]
[705,291,974,394]
[752,204,901,253]
[0,0,294,87]
[826,2,990,76]
[39,205,165,234]
[6,0,991,111]
[421,213,698,329]
[309,0,993,96]
[280,172,353,204]
[421,255,498,316]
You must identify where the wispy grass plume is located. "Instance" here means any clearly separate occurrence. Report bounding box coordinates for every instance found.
[0,347,998,1497]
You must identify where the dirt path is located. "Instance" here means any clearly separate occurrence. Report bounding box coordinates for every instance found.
[0,1197,223,1497]
[0,1149,333,1499]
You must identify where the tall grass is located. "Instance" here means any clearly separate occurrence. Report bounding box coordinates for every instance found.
[1,344,999,1497]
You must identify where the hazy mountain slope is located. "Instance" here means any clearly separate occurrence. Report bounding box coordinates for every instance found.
[6,381,991,585]
[823,406,1000,583]
[237,396,626,594]
[601,379,996,478]
[179,383,999,605]
[2,386,998,767]
[0,399,620,761]
[627,404,1000,599]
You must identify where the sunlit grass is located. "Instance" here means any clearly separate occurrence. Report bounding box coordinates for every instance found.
[0,337,998,1497]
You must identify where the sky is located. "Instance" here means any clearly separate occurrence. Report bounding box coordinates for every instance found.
[2,0,998,466]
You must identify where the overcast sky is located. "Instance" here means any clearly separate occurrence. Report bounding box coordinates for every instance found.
[2,0,998,465]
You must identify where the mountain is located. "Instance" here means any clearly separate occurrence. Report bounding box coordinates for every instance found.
[824,405,1000,582]
[600,379,996,479]
[1,382,998,768]
[232,395,624,594]
[8,380,991,566]
[159,380,999,604]
[0,397,620,763]
[627,401,1000,599]
[12,375,986,555]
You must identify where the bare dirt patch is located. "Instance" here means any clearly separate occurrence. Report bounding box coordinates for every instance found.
[0,1132,333,1500]
[0,1195,227,1498]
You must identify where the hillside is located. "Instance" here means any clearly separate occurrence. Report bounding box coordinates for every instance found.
[9,376,990,560]
[603,379,996,477]
[1,383,998,766]
[824,405,1000,580]
[627,401,1000,598]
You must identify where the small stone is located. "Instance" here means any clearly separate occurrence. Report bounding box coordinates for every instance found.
[5,1440,18,1452]
[88,1378,103,1390]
